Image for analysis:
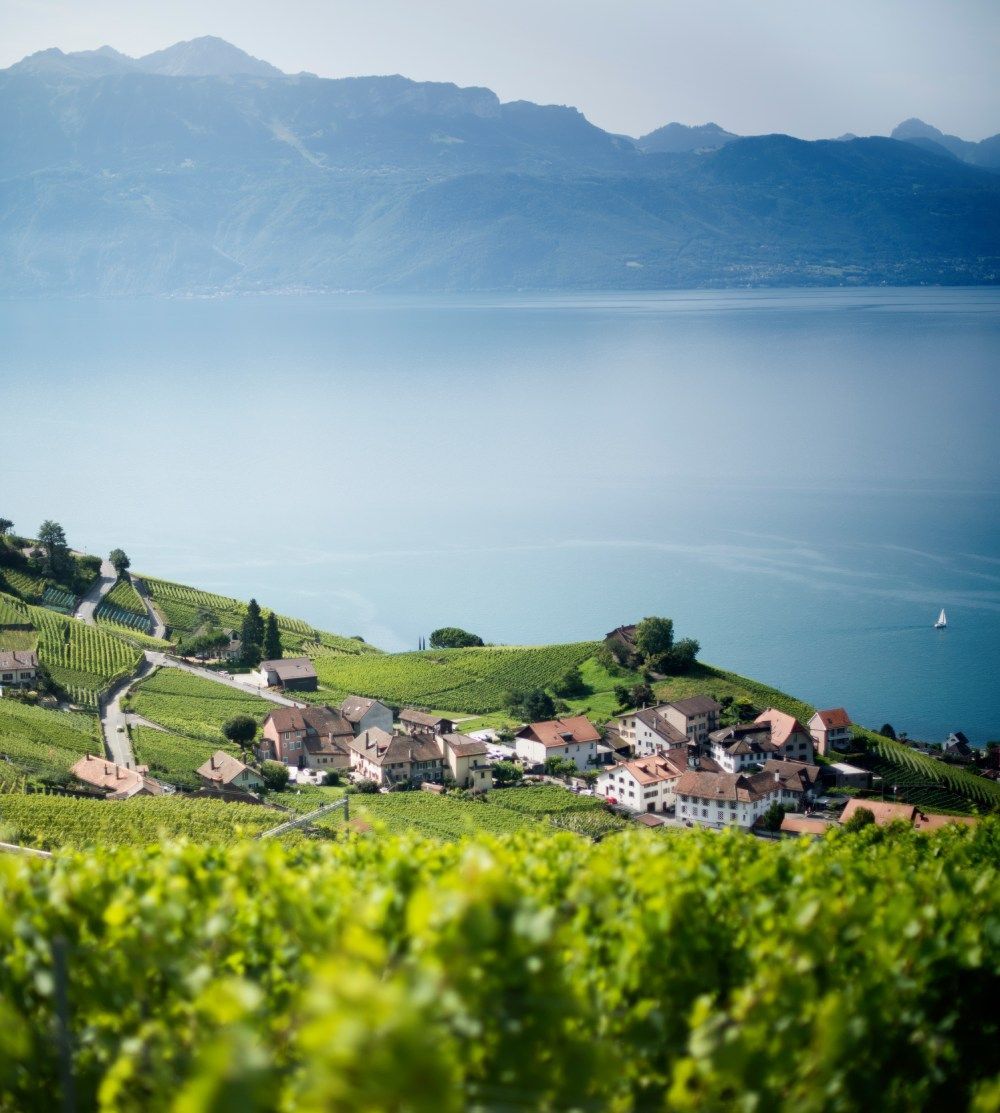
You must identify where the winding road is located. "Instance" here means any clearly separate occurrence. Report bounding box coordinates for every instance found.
[131,576,167,640]
[73,558,117,624]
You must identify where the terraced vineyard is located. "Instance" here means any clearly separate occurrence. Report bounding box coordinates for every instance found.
[0,594,32,627]
[0,568,45,601]
[487,784,629,837]
[105,576,148,615]
[858,728,1000,812]
[41,585,77,613]
[141,576,373,654]
[130,725,242,791]
[0,700,100,784]
[127,668,272,741]
[0,794,282,849]
[312,642,600,714]
[347,792,542,841]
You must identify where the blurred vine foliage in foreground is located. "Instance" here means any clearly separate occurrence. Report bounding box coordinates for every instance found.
[0,822,998,1111]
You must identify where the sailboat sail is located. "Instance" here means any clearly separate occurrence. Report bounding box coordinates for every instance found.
[934,609,947,628]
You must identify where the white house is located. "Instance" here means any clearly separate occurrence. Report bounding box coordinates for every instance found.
[612,706,688,756]
[674,769,782,829]
[596,752,686,814]
[808,708,853,756]
[440,733,493,791]
[708,723,777,773]
[339,695,394,737]
[514,715,602,772]
[0,649,40,691]
[760,758,822,807]
[660,695,722,744]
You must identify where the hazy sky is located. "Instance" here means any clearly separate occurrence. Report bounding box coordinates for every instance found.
[2,0,997,139]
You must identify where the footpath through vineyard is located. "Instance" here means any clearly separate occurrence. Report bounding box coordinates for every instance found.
[72,557,118,624]
[99,651,308,771]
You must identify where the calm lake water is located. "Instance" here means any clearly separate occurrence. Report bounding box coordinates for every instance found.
[2,288,998,742]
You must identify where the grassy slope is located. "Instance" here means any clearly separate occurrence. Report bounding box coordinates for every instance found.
[0,700,101,786]
[126,669,273,742]
[129,725,243,791]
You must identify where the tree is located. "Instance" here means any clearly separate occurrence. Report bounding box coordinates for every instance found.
[634,616,674,661]
[240,599,265,666]
[429,627,485,649]
[879,723,897,741]
[0,518,12,538]
[544,756,578,777]
[37,520,69,577]
[322,770,342,786]
[505,688,556,723]
[351,778,380,794]
[759,801,787,832]
[259,760,289,793]
[662,638,700,674]
[262,612,282,661]
[108,548,130,577]
[844,805,876,832]
[222,715,258,753]
[552,665,589,699]
[580,770,600,786]
[492,760,523,787]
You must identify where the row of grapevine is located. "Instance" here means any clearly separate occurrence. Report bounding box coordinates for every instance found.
[864,730,1000,809]
[41,585,77,613]
[95,598,152,633]
[0,823,995,1110]
[25,601,141,698]
[0,569,46,601]
[104,575,148,615]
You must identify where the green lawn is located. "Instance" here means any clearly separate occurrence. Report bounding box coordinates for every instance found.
[342,791,543,841]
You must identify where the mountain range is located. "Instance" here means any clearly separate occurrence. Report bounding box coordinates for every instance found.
[1,36,998,294]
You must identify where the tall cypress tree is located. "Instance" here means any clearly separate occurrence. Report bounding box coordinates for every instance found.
[241,598,265,666]
[262,612,282,661]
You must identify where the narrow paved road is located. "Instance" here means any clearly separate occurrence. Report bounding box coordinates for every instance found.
[148,653,307,707]
[74,558,117,624]
[131,576,167,639]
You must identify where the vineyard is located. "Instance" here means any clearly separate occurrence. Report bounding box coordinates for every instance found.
[41,584,76,613]
[856,727,1000,812]
[0,568,45,601]
[0,793,281,849]
[346,791,543,840]
[127,668,272,741]
[141,576,373,654]
[105,576,148,615]
[95,599,152,633]
[0,822,996,1111]
[486,784,629,837]
[311,641,600,714]
[130,725,242,791]
[0,700,100,784]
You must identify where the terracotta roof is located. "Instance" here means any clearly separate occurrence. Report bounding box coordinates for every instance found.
[339,695,386,723]
[839,797,978,831]
[350,729,442,768]
[811,708,852,729]
[71,754,160,798]
[755,708,811,747]
[440,733,489,758]
[635,813,666,827]
[265,705,352,739]
[0,650,39,671]
[761,759,822,793]
[515,715,601,748]
[197,750,257,786]
[260,657,316,681]
[399,709,453,729]
[607,753,685,787]
[709,722,776,756]
[675,770,779,804]
[780,814,834,836]
[668,695,722,717]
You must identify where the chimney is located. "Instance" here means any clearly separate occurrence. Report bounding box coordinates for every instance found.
[774,770,781,784]
[117,766,124,780]
[212,754,218,769]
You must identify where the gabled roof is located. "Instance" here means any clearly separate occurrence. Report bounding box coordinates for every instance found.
[515,715,600,748]
[265,705,353,738]
[755,708,811,747]
[605,624,637,645]
[339,695,388,723]
[667,695,722,717]
[635,812,666,827]
[350,728,443,767]
[607,753,685,786]
[709,722,776,756]
[260,657,316,681]
[811,707,852,729]
[633,707,688,746]
[0,650,39,670]
[839,797,979,831]
[197,750,257,786]
[761,758,821,793]
[675,770,779,804]
[399,709,453,729]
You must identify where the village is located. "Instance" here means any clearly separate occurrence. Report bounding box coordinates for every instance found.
[5,618,981,839]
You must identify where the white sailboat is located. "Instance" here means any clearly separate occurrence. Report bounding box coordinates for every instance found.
[934,608,947,629]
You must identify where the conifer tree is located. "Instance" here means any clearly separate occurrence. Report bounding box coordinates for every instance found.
[263,612,282,661]
[241,598,265,666]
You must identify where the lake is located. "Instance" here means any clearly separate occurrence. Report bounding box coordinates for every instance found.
[2,288,998,742]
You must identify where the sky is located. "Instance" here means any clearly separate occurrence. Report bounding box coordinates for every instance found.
[1,0,997,139]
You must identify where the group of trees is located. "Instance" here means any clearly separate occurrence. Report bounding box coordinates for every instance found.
[221,715,288,792]
[428,627,484,649]
[239,599,282,667]
[504,687,556,722]
[605,616,700,676]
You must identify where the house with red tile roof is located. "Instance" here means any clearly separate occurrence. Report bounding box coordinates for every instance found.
[780,814,835,837]
[259,705,353,771]
[348,728,446,787]
[514,714,602,772]
[197,750,263,792]
[839,797,977,831]
[0,649,40,690]
[674,769,782,829]
[71,754,163,799]
[809,708,853,756]
[596,751,686,813]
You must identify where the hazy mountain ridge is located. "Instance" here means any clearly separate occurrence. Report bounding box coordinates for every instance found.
[1,38,998,294]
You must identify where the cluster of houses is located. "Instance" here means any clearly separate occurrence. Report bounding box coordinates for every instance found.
[594,697,866,830]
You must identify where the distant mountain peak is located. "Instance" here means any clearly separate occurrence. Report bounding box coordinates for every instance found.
[636,121,739,154]
[136,36,284,78]
[892,118,946,141]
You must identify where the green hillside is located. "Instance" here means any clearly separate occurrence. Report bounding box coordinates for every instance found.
[126,669,272,742]
[0,700,101,787]
[0,823,996,1111]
